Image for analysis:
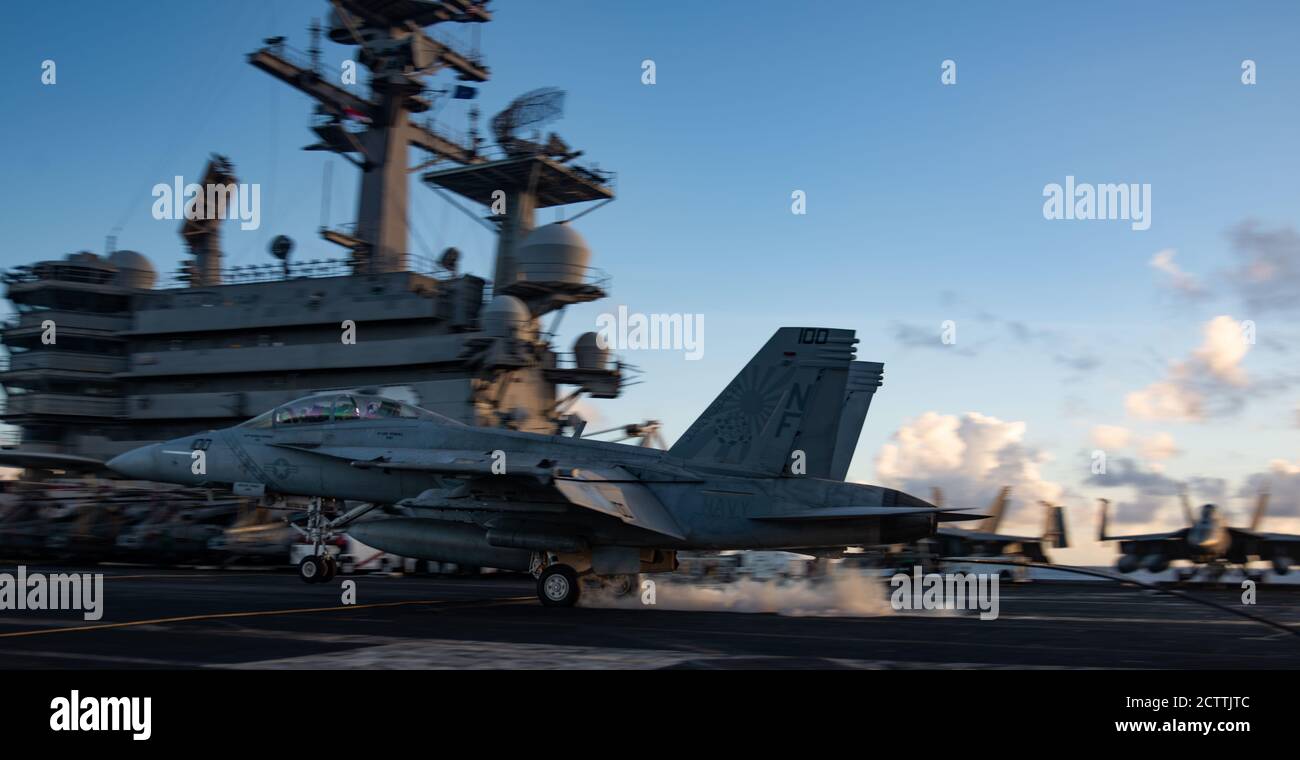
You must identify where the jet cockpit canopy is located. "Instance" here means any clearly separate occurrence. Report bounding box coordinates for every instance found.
[240,393,458,428]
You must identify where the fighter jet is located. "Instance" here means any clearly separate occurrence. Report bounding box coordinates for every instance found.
[928,487,1068,563]
[1099,492,1299,581]
[108,327,974,606]
[874,487,1066,573]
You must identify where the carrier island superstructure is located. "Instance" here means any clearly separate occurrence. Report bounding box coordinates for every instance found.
[0,0,629,470]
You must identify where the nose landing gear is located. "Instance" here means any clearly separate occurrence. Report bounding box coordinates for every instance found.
[298,553,337,584]
[290,496,374,584]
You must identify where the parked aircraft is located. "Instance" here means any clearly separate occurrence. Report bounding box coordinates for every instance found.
[1099,492,1297,581]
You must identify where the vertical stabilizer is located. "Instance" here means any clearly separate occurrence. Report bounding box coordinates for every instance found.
[1249,490,1270,532]
[1040,501,1068,548]
[828,361,885,481]
[669,327,856,475]
[980,486,1011,533]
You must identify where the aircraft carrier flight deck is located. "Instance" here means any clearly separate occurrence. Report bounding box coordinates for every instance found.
[1,567,1295,670]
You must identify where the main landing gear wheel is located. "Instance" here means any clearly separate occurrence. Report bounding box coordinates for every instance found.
[608,574,638,597]
[299,555,326,584]
[538,565,580,607]
[321,555,337,583]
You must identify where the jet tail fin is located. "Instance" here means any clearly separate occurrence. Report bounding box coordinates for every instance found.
[1040,501,1068,549]
[828,361,885,480]
[980,486,1011,533]
[1249,489,1269,532]
[1179,490,1195,527]
[1097,498,1111,541]
[668,327,857,476]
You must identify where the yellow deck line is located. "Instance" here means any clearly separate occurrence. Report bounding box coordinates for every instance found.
[0,596,535,639]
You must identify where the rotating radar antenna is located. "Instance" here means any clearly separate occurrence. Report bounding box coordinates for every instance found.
[491,87,566,157]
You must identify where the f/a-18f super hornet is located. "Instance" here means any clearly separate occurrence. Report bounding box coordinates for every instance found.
[108,327,974,606]
[1099,492,1299,581]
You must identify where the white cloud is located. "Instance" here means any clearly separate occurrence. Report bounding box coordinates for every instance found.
[1150,248,1205,296]
[1125,315,1251,420]
[872,411,1097,557]
[1125,379,1204,421]
[1192,315,1249,386]
[1138,432,1179,461]
[1090,424,1132,449]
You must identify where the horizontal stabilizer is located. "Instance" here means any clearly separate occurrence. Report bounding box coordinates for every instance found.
[937,511,988,523]
[754,505,940,521]
[0,450,109,473]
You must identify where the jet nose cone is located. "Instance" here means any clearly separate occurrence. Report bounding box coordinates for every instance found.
[107,445,158,480]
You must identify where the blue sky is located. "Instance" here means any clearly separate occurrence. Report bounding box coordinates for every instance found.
[3,1,1298,557]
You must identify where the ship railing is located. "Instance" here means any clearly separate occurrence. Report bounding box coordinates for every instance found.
[161,255,456,288]
[415,116,472,153]
[405,253,453,276]
[256,43,371,106]
[426,26,486,67]
[512,264,610,291]
[161,259,351,287]
[463,145,620,191]
[2,264,119,286]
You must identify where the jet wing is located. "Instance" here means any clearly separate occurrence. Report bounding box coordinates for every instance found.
[942,528,1042,543]
[1104,530,1188,542]
[552,466,686,540]
[281,445,686,541]
[0,450,109,473]
[1228,527,1300,543]
[274,445,554,479]
[1227,527,1300,558]
[753,506,945,521]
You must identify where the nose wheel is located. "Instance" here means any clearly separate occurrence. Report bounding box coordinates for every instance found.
[299,553,336,584]
[537,564,580,607]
